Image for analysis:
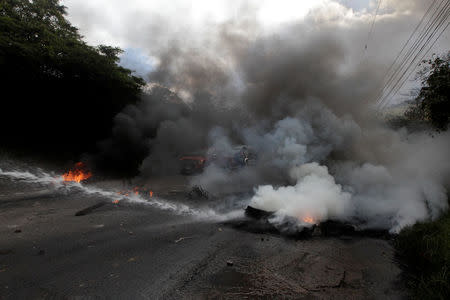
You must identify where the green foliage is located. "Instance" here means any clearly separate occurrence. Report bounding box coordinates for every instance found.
[395,53,450,299]
[0,0,145,156]
[396,212,450,299]
[405,53,450,131]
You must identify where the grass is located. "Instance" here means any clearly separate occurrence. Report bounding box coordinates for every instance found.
[395,211,450,299]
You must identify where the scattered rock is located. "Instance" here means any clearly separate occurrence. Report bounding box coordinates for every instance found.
[226,260,234,266]
[37,249,45,256]
[14,229,22,233]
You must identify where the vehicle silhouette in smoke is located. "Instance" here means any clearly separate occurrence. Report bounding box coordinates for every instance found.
[179,145,257,175]
[179,155,207,175]
[222,145,258,169]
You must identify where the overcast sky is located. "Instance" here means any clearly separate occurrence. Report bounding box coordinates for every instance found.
[62,0,377,48]
[61,0,449,106]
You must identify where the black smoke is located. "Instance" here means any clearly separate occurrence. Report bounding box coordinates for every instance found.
[89,2,450,231]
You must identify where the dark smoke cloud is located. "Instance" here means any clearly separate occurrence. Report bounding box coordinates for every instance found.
[88,1,449,231]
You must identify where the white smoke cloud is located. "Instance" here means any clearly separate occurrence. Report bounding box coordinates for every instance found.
[251,163,352,224]
[245,104,450,232]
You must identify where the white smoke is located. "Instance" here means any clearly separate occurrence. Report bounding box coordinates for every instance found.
[184,98,450,233]
[0,167,237,221]
[251,163,352,224]
[244,103,450,233]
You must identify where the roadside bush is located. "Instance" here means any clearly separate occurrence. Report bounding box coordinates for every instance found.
[396,211,450,299]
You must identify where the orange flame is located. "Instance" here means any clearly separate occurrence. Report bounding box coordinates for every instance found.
[149,190,153,197]
[112,199,120,204]
[133,187,140,195]
[302,216,315,224]
[62,162,92,183]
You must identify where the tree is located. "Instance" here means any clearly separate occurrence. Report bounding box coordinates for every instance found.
[405,52,450,131]
[0,0,145,158]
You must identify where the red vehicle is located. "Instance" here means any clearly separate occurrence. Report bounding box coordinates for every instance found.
[179,146,257,175]
[179,155,206,175]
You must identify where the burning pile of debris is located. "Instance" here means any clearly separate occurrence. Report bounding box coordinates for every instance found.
[239,206,391,239]
[62,162,92,183]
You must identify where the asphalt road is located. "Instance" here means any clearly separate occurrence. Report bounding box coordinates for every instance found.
[0,166,407,299]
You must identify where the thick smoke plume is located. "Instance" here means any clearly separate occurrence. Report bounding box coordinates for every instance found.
[93,1,449,232]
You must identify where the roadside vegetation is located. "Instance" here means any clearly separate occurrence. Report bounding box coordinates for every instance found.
[396,212,450,299]
[395,52,450,299]
[0,0,144,159]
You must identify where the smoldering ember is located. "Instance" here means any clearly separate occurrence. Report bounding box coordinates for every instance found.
[1,0,449,299]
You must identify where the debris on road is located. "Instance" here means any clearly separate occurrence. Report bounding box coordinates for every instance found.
[243,206,391,239]
[243,205,315,238]
[226,260,234,266]
[75,202,106,216]
[174,236,193,243]
[245,205,274,219]
[14,229,21,233]
[187,186,209,200]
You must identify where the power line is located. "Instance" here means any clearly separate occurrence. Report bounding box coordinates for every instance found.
[378,0,448,105]
[376,0,450,107]
[369,0,438,105]
[378,0,437,89]
[378,2,450,107]
[378,6,450,108]
[379,20,450,108]
[365,0,383,50]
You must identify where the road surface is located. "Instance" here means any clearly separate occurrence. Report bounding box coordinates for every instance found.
[0,163,406,299]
